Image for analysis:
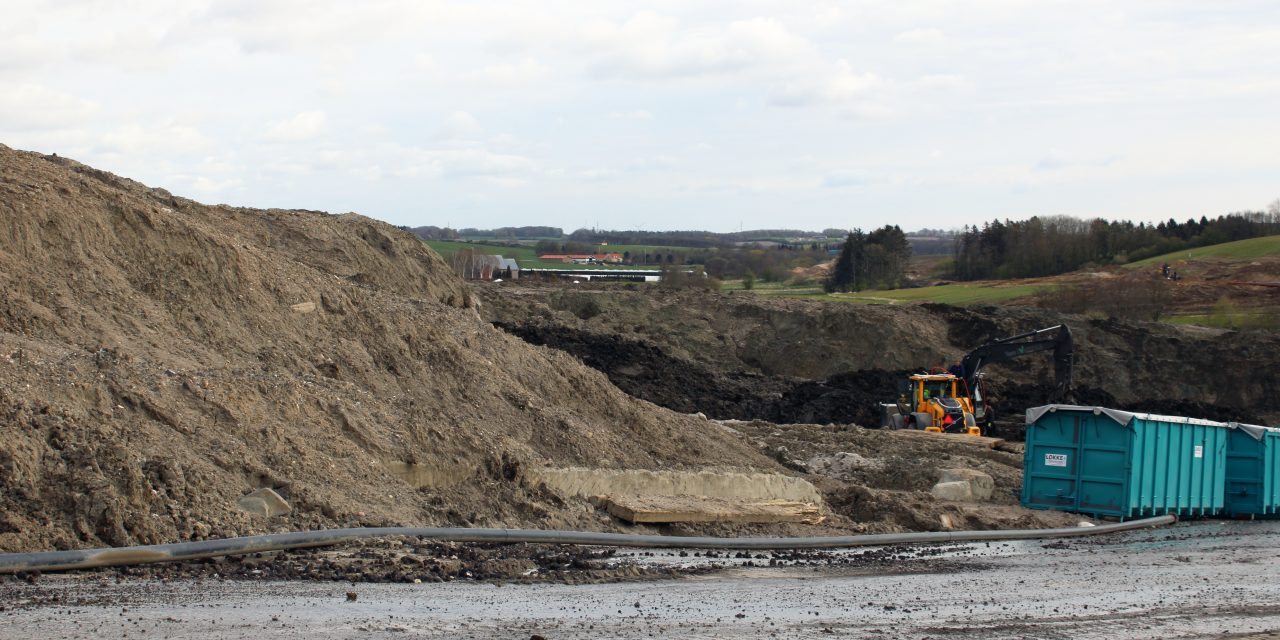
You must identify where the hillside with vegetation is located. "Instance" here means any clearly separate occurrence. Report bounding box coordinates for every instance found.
[951,211,1280,280]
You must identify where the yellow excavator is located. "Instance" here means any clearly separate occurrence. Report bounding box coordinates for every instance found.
[880,324,1074,436]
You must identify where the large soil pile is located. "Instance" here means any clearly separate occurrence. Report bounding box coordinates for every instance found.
[0,145,776,552]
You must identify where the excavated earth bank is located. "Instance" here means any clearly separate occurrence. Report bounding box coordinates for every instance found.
[479,284,1277,432]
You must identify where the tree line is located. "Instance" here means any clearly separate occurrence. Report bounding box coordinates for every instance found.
[952,209,1280,280]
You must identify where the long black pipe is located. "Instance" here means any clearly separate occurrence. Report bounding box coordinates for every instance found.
[0,515,1176,574]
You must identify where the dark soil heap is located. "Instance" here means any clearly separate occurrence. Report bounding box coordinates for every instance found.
[0,145,773,552]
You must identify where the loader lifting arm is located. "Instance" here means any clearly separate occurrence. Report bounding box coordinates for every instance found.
[958,324,1074,403]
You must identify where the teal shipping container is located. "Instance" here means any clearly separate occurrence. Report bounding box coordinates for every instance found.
[1022,405,1229,519]
[1224,423,1280,518]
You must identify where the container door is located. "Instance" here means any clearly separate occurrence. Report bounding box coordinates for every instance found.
[1024,413,1083,510]
[1077,414,1128,516]
[1266,432,1280,516]
[1225,429,1263,517]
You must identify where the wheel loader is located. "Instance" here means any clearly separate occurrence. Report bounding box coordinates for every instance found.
[882,373,982,435]
[880,324,1074,437]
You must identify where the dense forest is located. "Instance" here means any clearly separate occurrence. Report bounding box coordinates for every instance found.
[952,210,1280,280]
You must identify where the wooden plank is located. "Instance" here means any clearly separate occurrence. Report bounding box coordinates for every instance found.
[891,429,1008,450]
[603,496,824,525]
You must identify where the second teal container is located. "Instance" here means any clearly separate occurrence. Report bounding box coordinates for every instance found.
[1225,423,1280,518]
[1023,405,1229,519]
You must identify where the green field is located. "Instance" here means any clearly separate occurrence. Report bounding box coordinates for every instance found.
[1126,235,1280,268]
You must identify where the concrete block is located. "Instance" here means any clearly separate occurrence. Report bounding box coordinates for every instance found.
[237,487,291,517]
[931,481,974,501]
[937,468,995,501]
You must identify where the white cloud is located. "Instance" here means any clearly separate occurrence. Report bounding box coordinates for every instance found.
[191,175,243,193]
[437,111,484,140]
[893,28,945,45]
[609,109,654,120]
[413,54,436,71]
[471,58,547,84]
[907,74,972,92]
[348,165,384,181]
[578,168,616,180]
[627,155,678,171]
[98,120,211,155]
[769,60,879,107]
[0,83,98,130]
[482,176,529,189]
[583,13,817,79]
[1033,151,1119,173]
[188,1,440,54]
[0,34,57,72]
[822,171,869,188]
[390,145,537,180]
[262,111,326,142]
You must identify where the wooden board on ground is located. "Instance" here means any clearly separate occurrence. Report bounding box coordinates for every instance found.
[603,495,824,525]
[891,429,1008,450]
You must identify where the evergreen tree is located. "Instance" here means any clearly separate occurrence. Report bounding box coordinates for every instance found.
[825,230,864,292]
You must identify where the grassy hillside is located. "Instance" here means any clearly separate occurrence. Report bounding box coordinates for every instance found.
[1126,235,1280,268]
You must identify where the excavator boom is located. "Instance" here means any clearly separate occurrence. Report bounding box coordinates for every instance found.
[959,324,1074,403]
[879,323,1073,436]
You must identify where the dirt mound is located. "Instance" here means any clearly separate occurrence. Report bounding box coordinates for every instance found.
[0,145,776,552]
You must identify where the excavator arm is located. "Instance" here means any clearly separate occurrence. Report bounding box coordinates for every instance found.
[959,324,1074,403]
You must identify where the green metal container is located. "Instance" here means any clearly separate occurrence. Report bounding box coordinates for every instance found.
[1224,423,1280,518]
[1022,405,1229,519]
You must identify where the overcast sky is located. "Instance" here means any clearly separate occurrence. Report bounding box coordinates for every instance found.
[3,1,1278,233]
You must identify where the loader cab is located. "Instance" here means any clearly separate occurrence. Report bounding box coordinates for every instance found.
[907,373,980,436]
[910,374,958,405]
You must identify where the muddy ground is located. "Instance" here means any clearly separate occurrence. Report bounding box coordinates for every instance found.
[4,520,1280,639]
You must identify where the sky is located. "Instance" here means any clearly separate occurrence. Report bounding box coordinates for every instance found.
[2,1,1278,233]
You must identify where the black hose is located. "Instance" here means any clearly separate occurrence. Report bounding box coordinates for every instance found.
[0,515,1175,574]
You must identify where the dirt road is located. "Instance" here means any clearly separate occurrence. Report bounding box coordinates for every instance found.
[4,520,1280,638]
